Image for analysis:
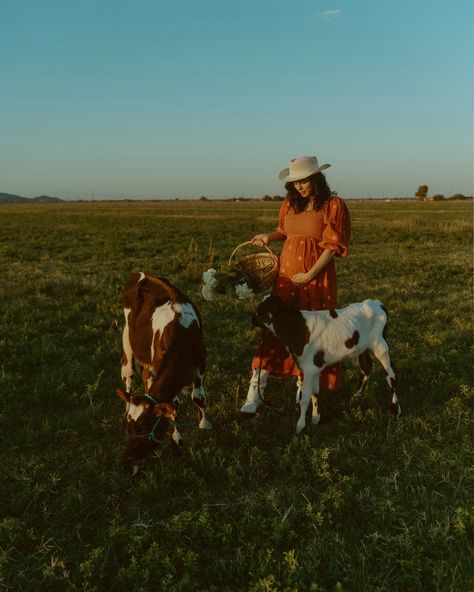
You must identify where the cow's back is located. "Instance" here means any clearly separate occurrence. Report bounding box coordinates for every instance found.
[122,272,187,309]
[121,272,204,372]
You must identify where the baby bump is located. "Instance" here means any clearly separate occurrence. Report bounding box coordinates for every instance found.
[280,237,319,276]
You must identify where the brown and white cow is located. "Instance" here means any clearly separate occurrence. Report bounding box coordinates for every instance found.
[252,295,401,434]
[116,272,211,474]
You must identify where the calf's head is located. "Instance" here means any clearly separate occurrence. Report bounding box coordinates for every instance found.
[115,388,175,475]
[252,294,298,328]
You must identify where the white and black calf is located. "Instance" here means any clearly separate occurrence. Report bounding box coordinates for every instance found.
[116,272,212,474]
[252,295,401,434]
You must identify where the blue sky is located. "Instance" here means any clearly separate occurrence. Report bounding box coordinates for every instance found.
[1,0,472,199]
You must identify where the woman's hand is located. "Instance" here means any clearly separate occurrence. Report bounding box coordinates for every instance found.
[251,233,271,247]
[291,250,334,287]
[291,272,313,286]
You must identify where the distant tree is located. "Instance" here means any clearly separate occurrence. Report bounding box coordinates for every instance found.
[415,185,429,200]
[448,193,471,201]
[432,194,446,201]
[262,194,273,201]
[200,196,209,201]
[272,195,284,201]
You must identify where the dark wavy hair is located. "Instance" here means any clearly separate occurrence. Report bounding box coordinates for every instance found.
[285,172,331,213]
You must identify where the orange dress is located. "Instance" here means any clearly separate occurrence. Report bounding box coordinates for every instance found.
[252,195,351,390]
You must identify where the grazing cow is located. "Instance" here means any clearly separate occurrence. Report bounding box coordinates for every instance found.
[116,272,212,474]
[252,295,401,434]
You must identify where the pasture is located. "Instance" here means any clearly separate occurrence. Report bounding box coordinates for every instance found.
[0,199,473,592]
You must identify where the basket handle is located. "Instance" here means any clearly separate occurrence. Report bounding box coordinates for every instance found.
[228,240,276,266]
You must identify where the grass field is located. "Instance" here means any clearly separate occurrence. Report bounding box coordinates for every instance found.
[0,199,473,592]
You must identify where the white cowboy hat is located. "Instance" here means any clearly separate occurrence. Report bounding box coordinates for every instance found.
[278,155,331,182]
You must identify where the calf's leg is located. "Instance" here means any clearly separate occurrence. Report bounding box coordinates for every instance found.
[353,350,373,397]
[121,320,134,392]
[372,338,401,418]
[296,369,318,434]
[240,368,269,416]
[295,374,320,425]
[311,393,321,426]
[311,373,321,426]
[191,369,212,429]
[170,426,184,455]
[295,375,303,405]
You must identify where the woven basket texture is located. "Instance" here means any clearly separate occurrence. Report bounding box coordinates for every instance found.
[229,242,279,293]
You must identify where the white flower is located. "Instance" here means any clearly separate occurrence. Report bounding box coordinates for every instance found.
[202,268,218,285]
[235,282,254,300]
[201,268,221,302]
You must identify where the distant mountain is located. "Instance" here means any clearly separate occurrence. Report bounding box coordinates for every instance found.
[0,192,28,203]
[0,192,63,203]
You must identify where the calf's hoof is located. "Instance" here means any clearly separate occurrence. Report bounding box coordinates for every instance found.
[199,417,213,430]
[239,397,262,417]
[296,419,306,434]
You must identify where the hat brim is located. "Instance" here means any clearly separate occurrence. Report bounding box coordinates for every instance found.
[278,163,331,182]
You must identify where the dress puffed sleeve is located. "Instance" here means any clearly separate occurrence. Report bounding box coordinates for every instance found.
[319,196,351,256]
[276,199,291,236]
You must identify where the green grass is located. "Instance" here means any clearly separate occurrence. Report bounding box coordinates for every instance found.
[0,199,473,592]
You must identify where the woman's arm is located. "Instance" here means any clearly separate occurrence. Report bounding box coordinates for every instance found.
[251,231,286,247]
[291,248,335,286]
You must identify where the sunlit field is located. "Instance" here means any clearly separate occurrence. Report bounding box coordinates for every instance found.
[0,199,472,592]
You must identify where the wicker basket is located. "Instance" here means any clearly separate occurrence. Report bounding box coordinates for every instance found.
[228,241,279,293]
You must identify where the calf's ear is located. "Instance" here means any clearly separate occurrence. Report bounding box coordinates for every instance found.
[154,403,174,418]
[116,387,131,403]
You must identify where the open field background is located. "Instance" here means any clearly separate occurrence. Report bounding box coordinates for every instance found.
[0,199,473,592]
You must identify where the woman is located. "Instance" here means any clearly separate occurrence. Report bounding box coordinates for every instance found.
[240,155,351,415]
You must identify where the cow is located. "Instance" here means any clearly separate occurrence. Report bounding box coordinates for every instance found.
[116,272,212,474]
[251,295,401,434]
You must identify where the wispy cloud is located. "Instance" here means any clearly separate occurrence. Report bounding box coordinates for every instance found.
[321,9,341,21]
